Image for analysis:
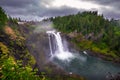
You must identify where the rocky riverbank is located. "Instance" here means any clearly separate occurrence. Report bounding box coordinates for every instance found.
[61,33,120,64]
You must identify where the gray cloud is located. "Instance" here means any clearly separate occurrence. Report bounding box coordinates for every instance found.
[88,0,120,19]
[91,0,120,9]
[38,6,80,17]
[79,0,120,20]
[100,7,120,19]
[0,0,120,20]
[0,0,80,20]
[0,0,38,8]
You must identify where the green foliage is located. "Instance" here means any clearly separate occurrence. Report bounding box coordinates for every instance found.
[0,7,8,31]
[8,17,19,30]
[1,57,41,80]
[0,7,41,80]
[0,42,9,55]
[0,42,41,80]
[52,11,120,59]
[52,11,105,34]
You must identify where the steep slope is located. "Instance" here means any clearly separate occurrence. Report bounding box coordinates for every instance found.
[52,11,120,63]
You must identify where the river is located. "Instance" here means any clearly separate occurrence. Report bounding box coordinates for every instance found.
[52,52,120,80]
[47,31,120,80]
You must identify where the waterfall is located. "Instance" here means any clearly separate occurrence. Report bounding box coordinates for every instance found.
[47,30,74,61]
[48,34,53,56]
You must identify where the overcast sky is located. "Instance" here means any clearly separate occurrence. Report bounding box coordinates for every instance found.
[0,0,120,21]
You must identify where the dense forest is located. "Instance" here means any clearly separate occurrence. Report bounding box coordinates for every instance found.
[52,11,120,62]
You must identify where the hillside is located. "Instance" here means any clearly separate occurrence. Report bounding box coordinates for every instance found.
[52,11,120,62]
[0,7,85,80]
[0,7,40,79]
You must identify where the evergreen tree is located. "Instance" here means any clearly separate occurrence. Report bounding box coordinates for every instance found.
[0,7,8,31]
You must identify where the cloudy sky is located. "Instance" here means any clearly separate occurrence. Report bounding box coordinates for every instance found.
[0,0,120,21]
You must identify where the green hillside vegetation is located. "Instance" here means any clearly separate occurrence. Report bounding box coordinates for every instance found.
[0,7,42,80]
[0,7,8,31]
[52,11,120,61]
[0,7,85,80]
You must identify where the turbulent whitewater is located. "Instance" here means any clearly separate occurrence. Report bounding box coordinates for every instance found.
[47,30,74,61]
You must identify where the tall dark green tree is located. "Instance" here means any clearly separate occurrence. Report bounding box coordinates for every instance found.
[0,7,8,31]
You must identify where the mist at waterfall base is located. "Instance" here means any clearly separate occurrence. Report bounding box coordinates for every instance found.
[46,30,120,80]
[34,21,54,33]
[46,30,74,62]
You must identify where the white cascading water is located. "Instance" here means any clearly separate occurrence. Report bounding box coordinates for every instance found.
[47,30,74,61]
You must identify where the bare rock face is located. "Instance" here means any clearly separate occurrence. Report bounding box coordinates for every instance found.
[26,32,50,69]
[105,72,120,80]
[68,32,78,38]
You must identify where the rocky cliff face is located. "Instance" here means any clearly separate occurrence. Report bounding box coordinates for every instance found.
[26,32,50,69]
